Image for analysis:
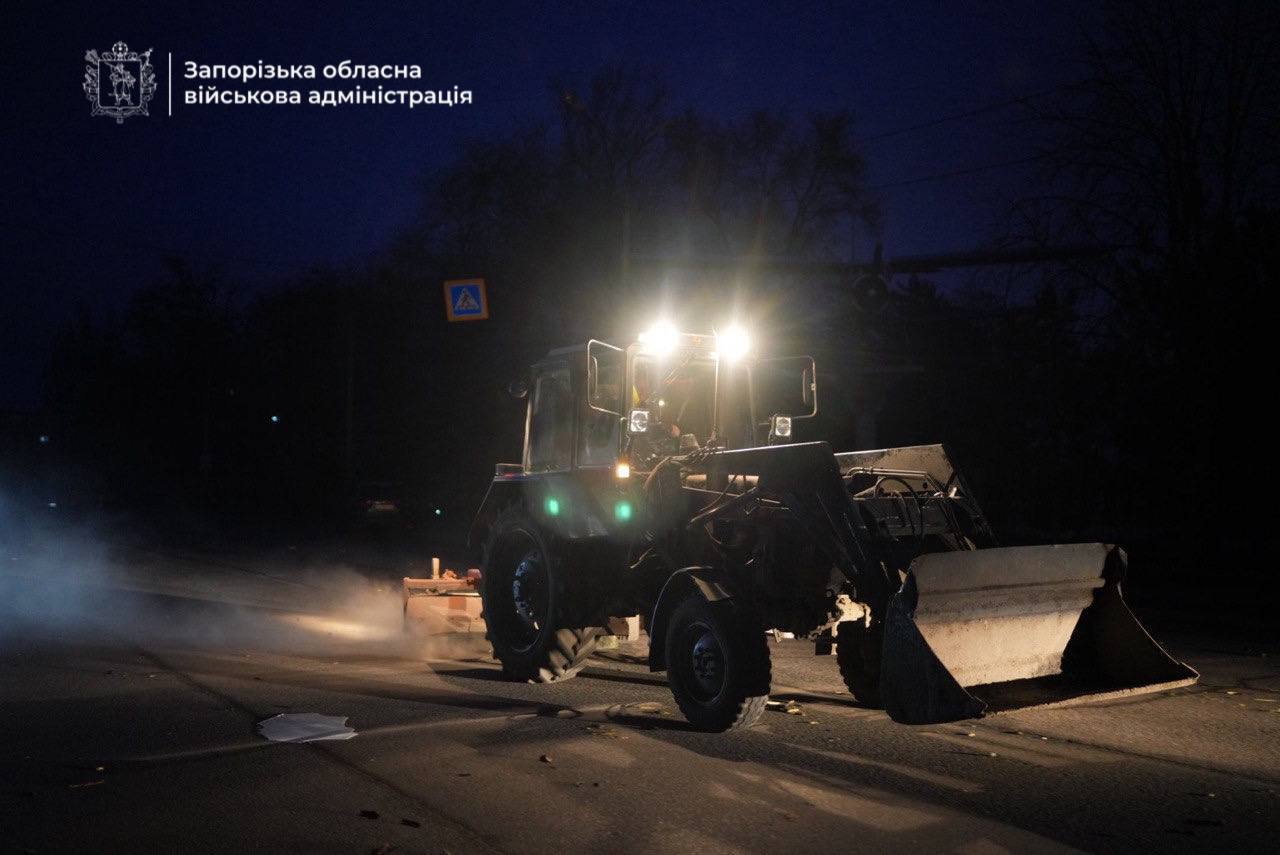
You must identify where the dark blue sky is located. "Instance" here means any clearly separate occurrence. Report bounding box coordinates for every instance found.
[2,0,1095,409]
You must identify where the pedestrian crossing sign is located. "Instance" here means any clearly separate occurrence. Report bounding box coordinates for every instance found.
[444,278,489,322]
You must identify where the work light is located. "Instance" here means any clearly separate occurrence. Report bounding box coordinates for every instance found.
[638,322,679,356]
[717,325,750,362]
[769,413,792,444]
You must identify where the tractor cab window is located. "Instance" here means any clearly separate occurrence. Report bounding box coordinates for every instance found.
[526,365,573,472]
[632,355,716,446]
[717,363,755,448]
[580,349,623,466]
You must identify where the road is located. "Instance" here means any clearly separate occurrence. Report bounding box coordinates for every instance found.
[1,539,1277,854]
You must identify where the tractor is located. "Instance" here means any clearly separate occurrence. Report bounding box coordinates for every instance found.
[464,325,1195,731]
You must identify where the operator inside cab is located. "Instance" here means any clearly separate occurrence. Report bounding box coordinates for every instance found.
[632,357,714,445]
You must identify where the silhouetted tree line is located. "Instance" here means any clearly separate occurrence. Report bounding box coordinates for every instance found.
[41,2,1276,582]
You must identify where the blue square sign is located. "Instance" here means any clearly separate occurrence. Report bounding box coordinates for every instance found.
[444,278,489,322]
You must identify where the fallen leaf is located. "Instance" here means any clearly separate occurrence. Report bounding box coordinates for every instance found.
[400,818,420,828]
[539,754,553,764]
[359,810,380,820]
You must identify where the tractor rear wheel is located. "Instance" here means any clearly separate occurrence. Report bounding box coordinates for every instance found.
[481,507,603,683]
[836,620,883,707]
[664,594,771,731]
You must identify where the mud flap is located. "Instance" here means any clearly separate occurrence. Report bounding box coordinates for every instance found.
[880,543,1197,724]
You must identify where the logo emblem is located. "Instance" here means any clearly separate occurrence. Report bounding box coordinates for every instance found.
[83,41,156,124]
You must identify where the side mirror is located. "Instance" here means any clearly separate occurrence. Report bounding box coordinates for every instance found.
[752,356,817,423]
[508,379,528,399]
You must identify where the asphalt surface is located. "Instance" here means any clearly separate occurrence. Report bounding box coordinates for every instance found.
[1,540,1278,854]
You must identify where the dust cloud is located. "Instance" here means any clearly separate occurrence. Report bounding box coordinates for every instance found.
[0,495,489,662]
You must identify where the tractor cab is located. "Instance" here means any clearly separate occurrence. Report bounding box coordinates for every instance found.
[521,326,816,477]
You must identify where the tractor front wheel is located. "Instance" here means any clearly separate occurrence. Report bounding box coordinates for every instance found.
[664,595,771,731]
[836,620,883,707]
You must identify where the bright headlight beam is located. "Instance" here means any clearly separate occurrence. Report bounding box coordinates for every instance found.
[717,325,750,362]
[639,322,679,356]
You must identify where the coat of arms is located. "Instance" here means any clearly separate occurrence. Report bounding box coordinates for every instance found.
[84,42,156,124]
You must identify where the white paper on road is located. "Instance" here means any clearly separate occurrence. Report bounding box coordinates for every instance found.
[257,713,356,742]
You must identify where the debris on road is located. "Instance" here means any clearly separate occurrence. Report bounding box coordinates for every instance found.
[539,753,553,764]
[766,699,805,714]
[359,809,380,820]
[400,818,420,828]
[257,712,356,742]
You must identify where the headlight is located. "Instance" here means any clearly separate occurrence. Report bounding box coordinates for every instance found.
[769,413,792,443]
[717,325,750,362]
[629,409,651,433]
[638,322,679,356]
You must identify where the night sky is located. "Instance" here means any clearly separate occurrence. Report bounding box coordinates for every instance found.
[2,0,1096,409]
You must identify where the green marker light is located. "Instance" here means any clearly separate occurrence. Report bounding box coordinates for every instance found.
[545,496,561,516]
[614,500,632,522]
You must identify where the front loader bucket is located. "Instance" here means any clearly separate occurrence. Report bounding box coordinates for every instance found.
[880,543,1196,724]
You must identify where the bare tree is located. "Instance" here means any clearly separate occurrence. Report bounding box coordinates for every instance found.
[665,109,879,257]
[1013,0,1278,341]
